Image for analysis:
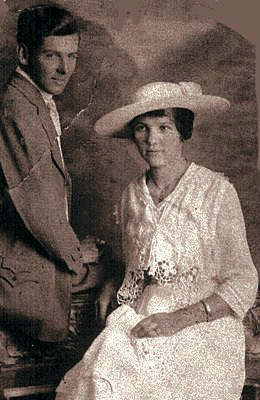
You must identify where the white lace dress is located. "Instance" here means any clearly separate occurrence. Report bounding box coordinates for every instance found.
[56,162,258,400]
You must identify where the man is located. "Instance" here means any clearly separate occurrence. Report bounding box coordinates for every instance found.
[0,5,98,343]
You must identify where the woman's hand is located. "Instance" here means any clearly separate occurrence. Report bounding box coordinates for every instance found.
[130,309,187,338]
[130,294,234,338]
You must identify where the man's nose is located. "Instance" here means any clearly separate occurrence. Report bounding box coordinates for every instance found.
[57,57,69,74]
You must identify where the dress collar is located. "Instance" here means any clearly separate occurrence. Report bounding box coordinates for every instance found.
[141,161,195,208]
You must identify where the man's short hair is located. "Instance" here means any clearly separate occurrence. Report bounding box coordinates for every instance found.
[17,4,79,55]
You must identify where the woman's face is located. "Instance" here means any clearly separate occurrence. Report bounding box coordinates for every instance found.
[133,114,184,168]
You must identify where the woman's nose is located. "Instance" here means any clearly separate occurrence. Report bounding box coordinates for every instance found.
[147,128,159,145]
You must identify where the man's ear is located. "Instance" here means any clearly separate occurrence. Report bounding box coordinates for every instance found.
[17,44,29,65]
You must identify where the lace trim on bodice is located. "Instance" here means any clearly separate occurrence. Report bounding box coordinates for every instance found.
[117,164,228,306]
[117,258,199,305]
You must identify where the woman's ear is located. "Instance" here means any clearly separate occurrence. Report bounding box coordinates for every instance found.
[17,44,29,65]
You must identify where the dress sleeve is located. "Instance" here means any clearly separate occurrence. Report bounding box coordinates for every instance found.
[214,183,258,319]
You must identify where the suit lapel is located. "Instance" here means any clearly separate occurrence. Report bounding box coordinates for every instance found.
[10,73,66,177]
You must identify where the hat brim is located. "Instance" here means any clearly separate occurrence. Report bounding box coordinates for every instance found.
[94,95,230,137]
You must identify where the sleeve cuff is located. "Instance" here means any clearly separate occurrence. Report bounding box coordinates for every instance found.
[64,246,83,273]
[216,284,255,320]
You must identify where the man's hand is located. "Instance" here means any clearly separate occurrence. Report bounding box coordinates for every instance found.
[71,236,110,293]
[81,236,99,264]
[95,279,118,327]
[71,237,101,293]
[71,264,90,290]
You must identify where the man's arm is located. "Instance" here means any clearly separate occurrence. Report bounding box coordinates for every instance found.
[0,90,84,274]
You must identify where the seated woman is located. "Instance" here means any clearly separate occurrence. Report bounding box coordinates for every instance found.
[56,81,258,400]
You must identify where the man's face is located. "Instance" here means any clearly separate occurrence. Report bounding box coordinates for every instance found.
[29,34,79,95]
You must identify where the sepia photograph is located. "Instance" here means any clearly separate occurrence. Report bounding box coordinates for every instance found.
[0,1,259,399]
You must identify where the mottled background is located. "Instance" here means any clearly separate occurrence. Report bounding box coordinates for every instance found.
[0,0,259,274]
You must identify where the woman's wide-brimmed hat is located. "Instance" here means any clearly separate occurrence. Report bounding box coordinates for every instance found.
[94,81,230,137]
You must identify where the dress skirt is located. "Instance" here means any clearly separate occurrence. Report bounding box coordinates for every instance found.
[56,283,246,400]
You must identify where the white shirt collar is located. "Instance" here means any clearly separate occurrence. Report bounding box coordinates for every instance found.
[16,66,53,105]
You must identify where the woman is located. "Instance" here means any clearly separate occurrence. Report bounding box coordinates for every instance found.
[56,82,258,400]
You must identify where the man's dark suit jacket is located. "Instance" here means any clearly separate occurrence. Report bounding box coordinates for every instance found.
[0,72,83,342]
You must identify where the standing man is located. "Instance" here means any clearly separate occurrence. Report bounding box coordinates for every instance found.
[0,5,93,343]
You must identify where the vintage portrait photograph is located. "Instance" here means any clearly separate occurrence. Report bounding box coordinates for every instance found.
[0,0,259,399]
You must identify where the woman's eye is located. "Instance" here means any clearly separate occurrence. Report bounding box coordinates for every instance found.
[161,124,175,133]
[160,125,170,131]
[135,125,147,133]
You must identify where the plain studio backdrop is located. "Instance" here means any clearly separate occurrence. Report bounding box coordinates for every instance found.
[0,0,259,275]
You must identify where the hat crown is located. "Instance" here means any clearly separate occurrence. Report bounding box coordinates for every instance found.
[133,81,203,103]
[94,81,230,136]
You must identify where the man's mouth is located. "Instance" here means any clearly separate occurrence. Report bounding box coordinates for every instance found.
[52,78,66,84]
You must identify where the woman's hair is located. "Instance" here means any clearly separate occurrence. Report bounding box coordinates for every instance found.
[128,108,194,141]
[17,5,80,56]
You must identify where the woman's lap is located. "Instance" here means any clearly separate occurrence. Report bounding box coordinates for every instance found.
[56,306,245,399]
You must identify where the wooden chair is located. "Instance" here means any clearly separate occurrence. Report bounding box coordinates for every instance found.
[242,290,260,400]
[0,237,117,400]
[0,287,102,400]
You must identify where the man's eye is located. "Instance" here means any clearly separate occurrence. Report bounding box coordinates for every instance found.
[45,53,55,59]
[69,54,78,60]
